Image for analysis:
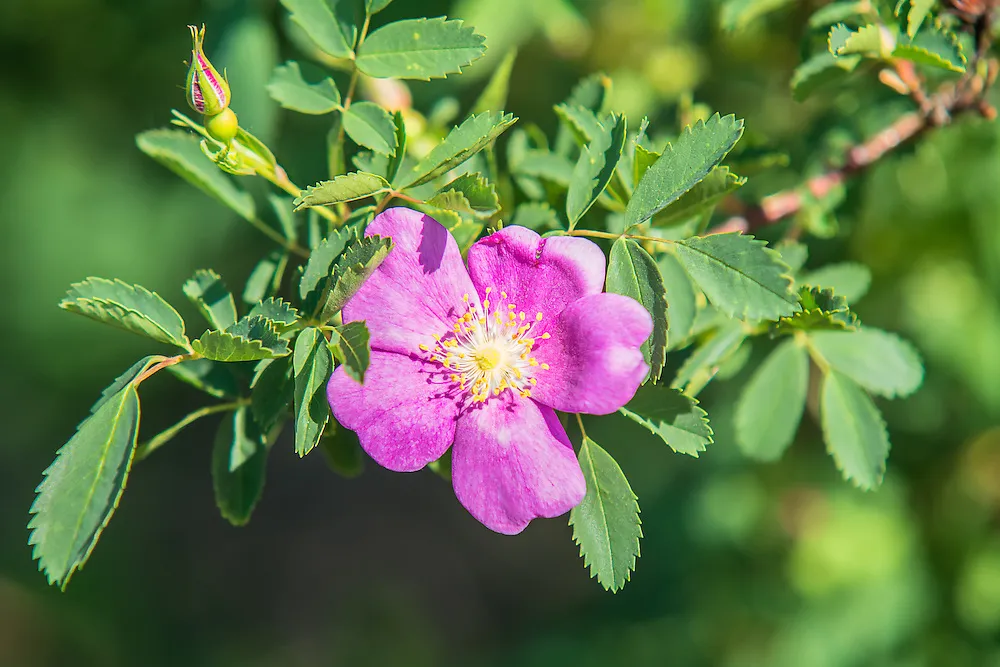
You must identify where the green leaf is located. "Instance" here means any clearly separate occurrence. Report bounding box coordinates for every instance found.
[343,101,397,155]
[365,0,393,14]
[512,202,560,231]
[386,111,407,185]
[212,407,268,526]
[652,166,746,227]
[242,249,288,304]
[776,240,809,274]
[268,194,299,241]
[435,172,500,217]
[61,278,189,349]
[893,20,967,72]
[567,113,627,228]
[267,61,341,114]
[279,0,353,59]
[802,262,872,302]
[320,422,365,478]
[821,370,890,490]
[166,358,240,399]
[248,297,300,331]
[299,228,352,301]
[633,144,661,188]
[472,49,517,115]
[294,172,391,210]
[192,317,290,362]
[809,1,867,28]
[775,286,859,332]
[401,111,518,188]
[625,114,744,227]
[809,328,924,398]
[896,0,936,38]
[356,17,486,80]
[28,361,148,588]
[427,190,475,215]
[620,384,713,457]
[673,320,747,394]
[830,23,892,56]
[720,0,796,31]
[251,357,293,434]
[791,51,862,100]
[569,437,641,593]
[513,149,575,186]
[554,104,605,146]
[183,269,238,331]
[330,320,371,382]
[658,251,697,348]
[293,328,334,457]
[734,340,809,461]
[315,235,393,322]
[136,129,256,221]
[673,233,799,321]
[606,238,668,382]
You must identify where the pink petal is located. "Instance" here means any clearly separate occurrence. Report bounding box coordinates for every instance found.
[531,293,651,415]
[328,351,460,472]
[451,395,586,534]
[465,226,605,327]
[343,208,477,355]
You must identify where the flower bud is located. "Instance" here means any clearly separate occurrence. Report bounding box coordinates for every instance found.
[185,24,231,116]
[205,107,239,143]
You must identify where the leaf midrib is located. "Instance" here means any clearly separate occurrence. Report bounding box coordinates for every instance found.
[680,241,797,305]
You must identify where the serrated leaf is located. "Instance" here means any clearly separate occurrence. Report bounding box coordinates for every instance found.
[569,437,641,592]
[776,240,809,274]
[401,111,518,188]
[830,23,892,56]
[652,166,746,227]
[472,49,517,115]
[212,407,268,526]
[809,328,924,398]
[567,113,627,228]
[136,129,256,221]
[674,233,800,321]
[821,370,890,490]
[315,236,393,322]
[778,286,860,332]
[803,262,872,302]
[720,0,796,31]
[192,317,290,362]
[554,104,605,146]
[625,114,744,227]
[242,249,288,304]
[294,172,391,210]
[299,228,352,300]
[513,149,575,186]
[809,1,867,28]
[435,172,499,217]
[356,17,486,80]
[427,190,475,215]
[166,358,240,399]
[896,0,936,38]
[606,238,668,381]
[343,101,397,155]
[633,144,661,187]
[366,0,393,14]
[386,111,407,185]
[735,340,809,461]
[658,251,698,348]
[61,278,189,349]
[791,51,862,100]
[280,0,353,59]
[183,269,237,331]
[330,320,371,382]
[292,327,334,457]
[512,202,560,231]
[673,320,747,394]
[620,384,713,457]
[251,357,294,434]
[28,362,148,588]
[893,20,967,72]
[248,297,300,330]
[267,61,341,114]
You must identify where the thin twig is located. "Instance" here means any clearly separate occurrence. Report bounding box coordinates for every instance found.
[136,398,250,460]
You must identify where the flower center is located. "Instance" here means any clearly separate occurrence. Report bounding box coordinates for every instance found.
[419,287,551,403]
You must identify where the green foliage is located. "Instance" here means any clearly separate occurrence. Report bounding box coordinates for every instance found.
[167,359,239,399]
[657,252,698,347]
[896,0,937,38]
[212,407,268,526]
[821,370,890,490]
[606,237,668,381]
[673,233,800,321]
[294,172,391,210]
[652,166,746,227]
[267,61,341,114]
[343,102,398,155]
[809,329,924,398]
[673,320,747,394]
[28,358,154,588]
[434,173,500,217]
[829,23,892,57]
[330,321,371,382]
[183,269,238,331]
[569,437,641,592]
[292,327,334,457]
[619,384,714,457]
[471,49,517,114]
[894,20,967,73]
[299,229,352,301]
[251,357,293,434]
[355,18,486,80]
[774,286,859,332]
[802,262,872,302]
[314,236,393,322]
[791,51,862,100]
[61,278,189,349]
[735,340,809,461]
[248,297,300,331]
[567,113,627,228]
[192,316,290,362]
[720,0,796,32]
[279,0,353,59]
[625,114,744,227]
[400,111,517,188]
[320,422,365,478]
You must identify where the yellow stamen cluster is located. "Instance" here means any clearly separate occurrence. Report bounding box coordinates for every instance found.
[419,287,551,403]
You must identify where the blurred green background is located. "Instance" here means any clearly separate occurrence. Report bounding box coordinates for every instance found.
[4,0,1000,665]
